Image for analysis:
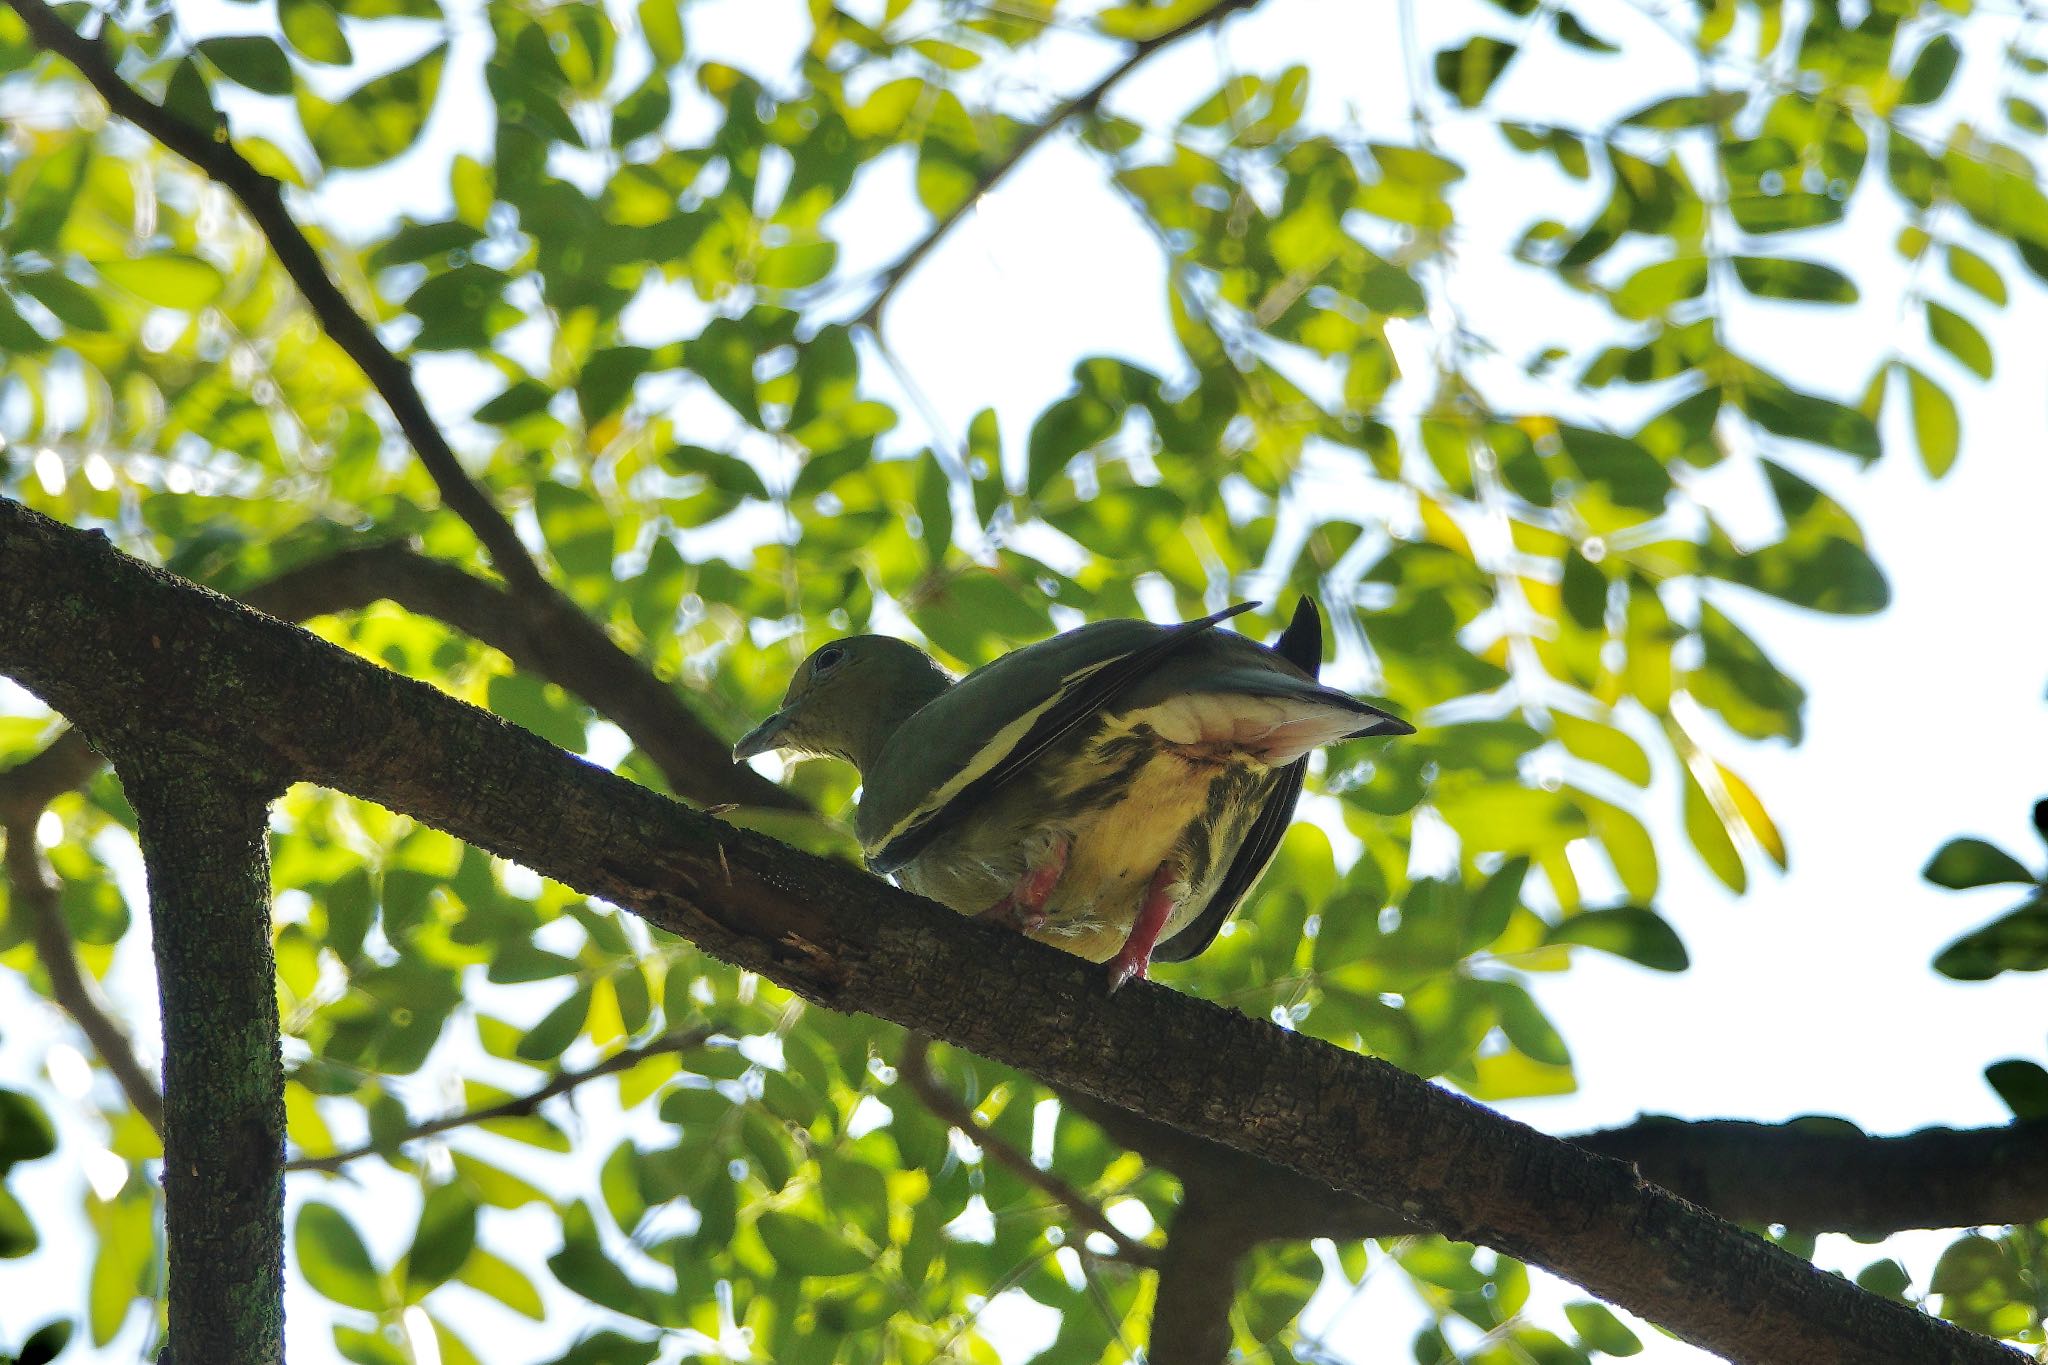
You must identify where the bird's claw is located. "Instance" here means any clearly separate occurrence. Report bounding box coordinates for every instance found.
[977,897,1048,934]
[1104,953,1147,993]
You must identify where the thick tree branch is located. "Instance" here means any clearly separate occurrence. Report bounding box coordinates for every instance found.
[1,496,2022,1365]
[1065,1091,2048,1245]
[850,0,1261,336]
[289,1023,720,1174]
[241,541,803,810]
[116,751,284,1365]
[2,817,166,1132]
[900,1033,1157,1268]
[1150,1185,1260,1365]
[0,538,800,819]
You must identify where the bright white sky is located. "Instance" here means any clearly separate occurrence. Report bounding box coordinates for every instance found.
[5,0,2047,1361]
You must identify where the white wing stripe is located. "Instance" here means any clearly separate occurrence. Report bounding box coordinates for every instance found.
[865,653,1126,854]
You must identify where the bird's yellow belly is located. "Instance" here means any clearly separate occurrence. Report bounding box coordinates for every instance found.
[1028,752,1225,961]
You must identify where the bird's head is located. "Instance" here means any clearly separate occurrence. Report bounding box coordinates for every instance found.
[732,635,953,775]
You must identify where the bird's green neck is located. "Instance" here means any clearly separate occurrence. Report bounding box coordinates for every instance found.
[829,644,954,775]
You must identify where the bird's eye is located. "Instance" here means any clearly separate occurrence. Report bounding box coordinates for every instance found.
[813,645,846,674]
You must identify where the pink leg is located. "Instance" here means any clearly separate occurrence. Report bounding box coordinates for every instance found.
[1106,862,1183,993]
[978,834,1071,933]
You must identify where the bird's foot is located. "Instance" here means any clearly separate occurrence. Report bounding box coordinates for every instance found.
[977,834,1071,934]
[1106,862,1183,993]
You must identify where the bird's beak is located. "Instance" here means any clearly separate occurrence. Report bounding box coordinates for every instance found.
[733,709,795,761]
[1353,710,1416,739]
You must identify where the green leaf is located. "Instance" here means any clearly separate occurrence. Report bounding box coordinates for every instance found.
[279,0,352,64]
[0,1089,56,1172]
[12,1320,72,1365]
[198,36,294,95]
[403,1183,478,1298]
[1933,892,2048,980]
[913,450,952,567]
[1740,385,1881,462]
[295,1203,387,1312]
[1554,13,1618,53]
[1620,91,1743,129]
[94,255,225,310]
[1899,33,1960,107]
[1025,392,1119,499]
[1683,762,1745,892]
[1731,256,1857,304]
[1926,301,1993,379]
[1552,712,1648,785]
[163,57,222,138]
[754,1210,873,1277]
[0,291,47,353]
[1433,36,1517,109]
[639,0,684,65]
[1857,1258,1913,1301]
[756,238,836,290]
[533,481,614,582]
[1945,243,2008,306]
[455,1248,544,1318]
[1985,1060,2048,1120]
[1545,907,1689,971]
[298,44,447,170]
[1565,1301,1642,1355]
[0,1186,35,1258]
[1610,256,1706,320]
[1556,426,1670,510]
[6,138,87,252]
[1923,837,2034,889]
[517,985,593,1061]
[13,269,110,331]
[1901,363,1960,478]
[685,317,760,426]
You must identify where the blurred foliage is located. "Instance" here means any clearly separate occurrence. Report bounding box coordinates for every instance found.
[1925,797,2047,981]
[0,0,2044,1358]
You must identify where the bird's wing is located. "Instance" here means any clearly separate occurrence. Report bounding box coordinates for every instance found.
[860,603,1257,874]
[1153,597,1322,965]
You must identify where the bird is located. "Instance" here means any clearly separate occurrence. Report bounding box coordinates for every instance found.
[732,600,1414,989]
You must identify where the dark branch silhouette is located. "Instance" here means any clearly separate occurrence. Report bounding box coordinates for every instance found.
[850,0,1262,336]
[289,1025,720,1174]
[2,818,166,1132]
[901,1033,1158,1267]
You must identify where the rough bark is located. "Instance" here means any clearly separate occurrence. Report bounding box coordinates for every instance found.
[121,754,284,1365]
[1150,1187,1259,1364]
[1066,1093,2048,1243]
[0,497,2024,1365]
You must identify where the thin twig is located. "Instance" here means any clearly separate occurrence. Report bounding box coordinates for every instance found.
[851,0,1263,336]
[288,1023,720,1173]
[900,1033,1158,1268]
[3,817,166,1133]
[4,0,542,594]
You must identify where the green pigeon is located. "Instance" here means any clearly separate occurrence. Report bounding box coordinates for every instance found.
[733,600,1413,989]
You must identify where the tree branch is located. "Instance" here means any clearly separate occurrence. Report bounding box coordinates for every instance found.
[0,538,801,820]
[850,0,1262,336]
[1,0,540,594]
[4,0,801,812]
[115,750,284,1365]
[288,1024,720,1174]
[2,817,166,1132]
[1062,1091,2048,1243]
[1150,1184,1259,1365]
[900,1033,1157,1268]
[240,541,804,810]
[1,495,2022,1365]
